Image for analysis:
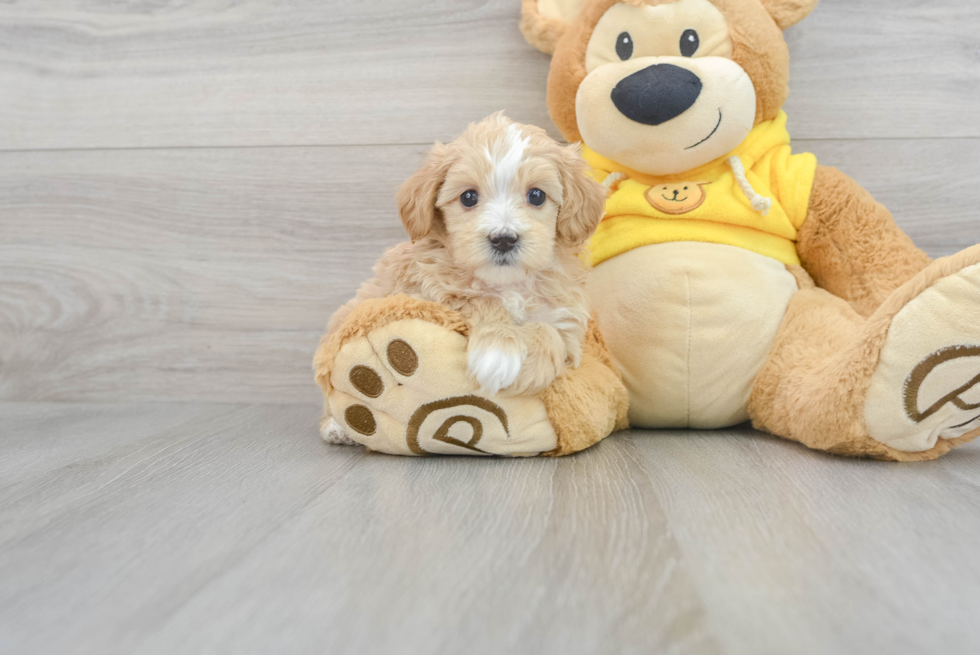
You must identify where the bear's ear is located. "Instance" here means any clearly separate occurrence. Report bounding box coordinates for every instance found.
[760,0,819,30]
[520,0,589,54]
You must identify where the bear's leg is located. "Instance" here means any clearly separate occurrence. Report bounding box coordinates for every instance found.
[314,295,627,457]
[749,246,980,461]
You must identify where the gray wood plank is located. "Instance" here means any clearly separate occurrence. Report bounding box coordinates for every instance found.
[2,138,978,404]
[0,0,557,150]
[0,401,223,485]
[630,428,980,655]
[0,402,716,655]
[0,0,977,151]
[783,0,980,140]
[0,144,423,404]
[2,402,979,654]
[135,427,717,655]
[0,403,368,655]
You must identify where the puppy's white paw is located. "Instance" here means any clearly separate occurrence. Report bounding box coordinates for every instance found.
[468,347,525,395]
[321,417,358,446]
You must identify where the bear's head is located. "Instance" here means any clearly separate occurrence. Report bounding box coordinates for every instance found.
[520,0,818,176]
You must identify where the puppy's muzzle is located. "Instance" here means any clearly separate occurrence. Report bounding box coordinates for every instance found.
[488,232,519,254]
[611,64,702,126]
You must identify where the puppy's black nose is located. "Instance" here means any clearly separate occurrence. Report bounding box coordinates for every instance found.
[489,232,519,254]
[611,64,702,126]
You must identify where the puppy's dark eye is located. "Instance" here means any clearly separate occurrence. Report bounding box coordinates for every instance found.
[615,32,633,60]
[460,190,479,207]
[527,188,546,206]
[680,29,699,57]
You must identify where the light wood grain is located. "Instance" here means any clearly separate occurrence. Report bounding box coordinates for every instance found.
[2,402,980,654]
[0,0,558,150]
[632,428,980,654]
[1,138,978,404]
[0,0,978,151]
[783,0,980,140]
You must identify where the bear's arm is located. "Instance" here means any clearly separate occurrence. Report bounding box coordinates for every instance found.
[796,165,931,317]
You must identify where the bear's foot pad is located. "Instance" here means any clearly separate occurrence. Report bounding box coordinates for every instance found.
[866,259,980,452]
[327,318,558,456]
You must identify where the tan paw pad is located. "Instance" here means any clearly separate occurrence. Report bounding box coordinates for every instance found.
[327,319,557,457]
[866,262,980,451]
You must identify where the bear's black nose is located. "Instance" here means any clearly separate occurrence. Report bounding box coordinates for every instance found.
[611,64,702,126]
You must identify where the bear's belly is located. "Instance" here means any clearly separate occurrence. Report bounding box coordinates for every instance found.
[588,242,798,429]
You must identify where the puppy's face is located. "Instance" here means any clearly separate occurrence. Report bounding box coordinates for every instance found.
[397,115,605,285]
[436,122,564,284]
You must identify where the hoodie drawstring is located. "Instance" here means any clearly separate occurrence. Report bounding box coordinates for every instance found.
[603,157,772,217]
[602,171,627,192]
[728,155,772,216]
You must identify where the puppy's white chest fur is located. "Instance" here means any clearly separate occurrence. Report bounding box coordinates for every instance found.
[478,279,564,328]
[498,288,531,324]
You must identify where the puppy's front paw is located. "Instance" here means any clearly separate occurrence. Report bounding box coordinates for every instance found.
[321,417,358,446]
[468,345,526,396]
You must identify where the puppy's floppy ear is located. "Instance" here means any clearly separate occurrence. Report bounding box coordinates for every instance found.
[554,143,606,248]
[396,142,454,241]
[520,0,589,55]
[759,0,819,30]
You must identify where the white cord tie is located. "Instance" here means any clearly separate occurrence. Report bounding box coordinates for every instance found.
[728,155,772,216]
[602,171,627,191]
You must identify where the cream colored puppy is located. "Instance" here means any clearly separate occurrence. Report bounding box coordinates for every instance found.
[321,113,606,444]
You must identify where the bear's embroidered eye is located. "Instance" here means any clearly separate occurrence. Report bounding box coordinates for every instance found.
[616,32,633,60]
[527,188,546,206]
[460,190,479,207]
[680,29,699,57]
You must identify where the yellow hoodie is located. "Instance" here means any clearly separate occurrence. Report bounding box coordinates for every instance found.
[583,112,817,267]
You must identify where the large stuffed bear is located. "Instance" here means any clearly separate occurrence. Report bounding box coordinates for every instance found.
[519,0,980,460]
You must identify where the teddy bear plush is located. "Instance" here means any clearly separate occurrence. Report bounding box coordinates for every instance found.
[519,0,980,460]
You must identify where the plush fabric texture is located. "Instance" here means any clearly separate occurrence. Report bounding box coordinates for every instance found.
[540,0,793,142]
[797,164,932,317]
[589,242,799,428]
[750,246,980,461]
[520,0,590,54]
[540,318,631,455]
[519,0,980,460]
[314,295,628,457]
[864,259,980,452]
[584,111,816,266]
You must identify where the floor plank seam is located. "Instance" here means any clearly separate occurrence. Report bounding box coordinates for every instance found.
[1,136,977,156]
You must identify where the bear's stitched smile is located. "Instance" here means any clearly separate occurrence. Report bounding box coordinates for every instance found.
[662,194,689,202]
[685,108,723,150]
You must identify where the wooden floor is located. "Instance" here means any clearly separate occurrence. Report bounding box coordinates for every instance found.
[4,403,980,654]
[2,0,980,653]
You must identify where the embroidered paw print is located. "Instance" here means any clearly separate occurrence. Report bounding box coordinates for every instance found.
[902,345,980,437]
[327,319,557,457]
[342,339,416,437]
[865,259,980,451]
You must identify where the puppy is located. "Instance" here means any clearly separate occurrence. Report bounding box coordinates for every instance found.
[322,113,607,444]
